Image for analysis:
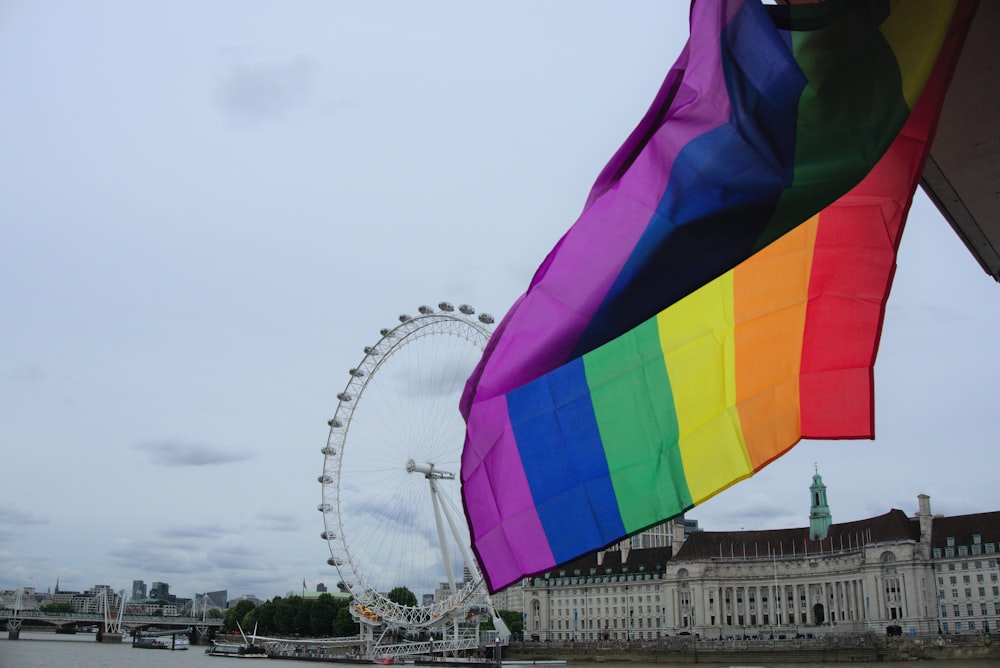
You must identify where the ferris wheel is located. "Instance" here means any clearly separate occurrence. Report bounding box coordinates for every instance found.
[318,302,499,641]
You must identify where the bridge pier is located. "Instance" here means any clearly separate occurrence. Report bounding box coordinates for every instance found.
[96,623,125,643]
[7,619,22,640]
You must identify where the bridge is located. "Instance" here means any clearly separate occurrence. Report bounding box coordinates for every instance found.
[0,607,223,641]
[1,587,222,642]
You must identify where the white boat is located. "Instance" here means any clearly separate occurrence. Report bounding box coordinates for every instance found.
[133,637,169,650]
[205,641,268,658]
[205,621,268,659]
[134,633,189,650]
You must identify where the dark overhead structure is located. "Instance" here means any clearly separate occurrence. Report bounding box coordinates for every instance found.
[922,1,1000,282]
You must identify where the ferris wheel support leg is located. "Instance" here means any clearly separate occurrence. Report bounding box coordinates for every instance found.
[438,486,479,585]
[429,478,457,593]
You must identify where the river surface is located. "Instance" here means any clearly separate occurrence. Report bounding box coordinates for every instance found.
[5,631,1000,668]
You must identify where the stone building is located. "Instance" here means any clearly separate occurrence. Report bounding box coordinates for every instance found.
[931,511,1000,634]
[489,473,1000,640]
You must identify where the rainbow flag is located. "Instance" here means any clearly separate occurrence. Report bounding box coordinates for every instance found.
[461,0,976,592]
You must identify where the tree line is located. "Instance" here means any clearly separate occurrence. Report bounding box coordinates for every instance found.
[224,593,359,637]
[222,587,523,640]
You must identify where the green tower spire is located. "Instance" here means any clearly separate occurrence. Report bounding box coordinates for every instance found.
[809,464,832,541]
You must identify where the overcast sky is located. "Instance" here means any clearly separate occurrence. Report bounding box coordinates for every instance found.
[2,2,998,603]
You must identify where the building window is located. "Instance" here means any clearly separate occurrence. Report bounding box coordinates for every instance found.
[948,537,956,547]
[934,548,943,558]
[960,546,969,557]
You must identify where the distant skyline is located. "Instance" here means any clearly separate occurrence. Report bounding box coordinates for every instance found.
[3,2,999,601]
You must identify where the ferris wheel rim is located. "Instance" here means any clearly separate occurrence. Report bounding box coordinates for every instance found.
[318,303,493,627]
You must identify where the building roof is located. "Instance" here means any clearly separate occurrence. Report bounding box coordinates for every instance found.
[528,506,1000,579]
[930,511,1000,550]
[674,509,919,561]
[539,546,676,578]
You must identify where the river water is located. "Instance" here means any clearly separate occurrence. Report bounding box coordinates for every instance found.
[4,631,1000,668]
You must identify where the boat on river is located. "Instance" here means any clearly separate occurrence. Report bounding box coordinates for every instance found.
[205,641,269,658]
[133,637,169,650]
[134,634,189,650]
[206,621,268,659]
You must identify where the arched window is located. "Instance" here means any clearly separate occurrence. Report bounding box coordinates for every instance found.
[881,551,897,574]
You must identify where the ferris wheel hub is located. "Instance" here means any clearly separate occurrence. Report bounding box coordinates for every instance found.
[406,459,455,480]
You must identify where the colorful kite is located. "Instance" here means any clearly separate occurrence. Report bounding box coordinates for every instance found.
[461,0,977,592]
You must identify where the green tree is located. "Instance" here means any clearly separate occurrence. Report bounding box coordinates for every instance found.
[273,596,296,635]
[224,599,258,633]
[39,603,74,613]
[332,605,359,637]
[252,600,274,634]
[292,596,312,636]
[480,609,523,637]
[310,593,339,636]
[497,609,523,636]
[387,586,417,607]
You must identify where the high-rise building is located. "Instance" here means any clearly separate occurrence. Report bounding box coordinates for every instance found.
[150,582,170,601]
[132,580,147,601]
